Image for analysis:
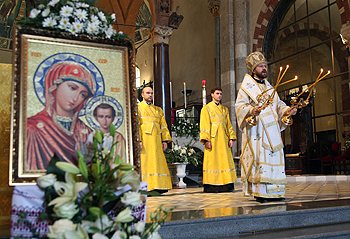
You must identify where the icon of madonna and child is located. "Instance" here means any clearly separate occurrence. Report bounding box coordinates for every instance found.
[26,54,126,170]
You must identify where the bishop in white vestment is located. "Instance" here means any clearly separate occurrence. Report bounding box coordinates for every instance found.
[235,52,297,203]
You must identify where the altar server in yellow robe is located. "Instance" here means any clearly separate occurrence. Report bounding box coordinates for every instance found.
[235,52,297,203]
[138,87,172,193]
[200,87,237,193]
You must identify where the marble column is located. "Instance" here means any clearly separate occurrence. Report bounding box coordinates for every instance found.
[220,0,250,160]
[233,0,250,157]
[234,0,249,86]
[208,0,221,87]
[220,0,237,156]
[151,25,173,131]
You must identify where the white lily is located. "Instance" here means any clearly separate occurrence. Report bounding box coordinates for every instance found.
[56,162,80,174]
[64,224,89,239]
[49,173,87,207]
[114,208,134,223]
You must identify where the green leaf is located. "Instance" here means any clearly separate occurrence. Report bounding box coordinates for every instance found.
[93,179,104,189]
[93,138,98,149]
[110,123,115,137]
[102,198,121,214]
[46,154,65,182]
[103,195,119,202]
[78,153,88,180]
[91,161,102,179]
[56,162,80,174]
[89,207,101,217]
[114,154,121,165]
[117,162,135,171]
[139,190,161,196]
[94,130,103,144]
[39,212,48,220]
[109,145,115,160]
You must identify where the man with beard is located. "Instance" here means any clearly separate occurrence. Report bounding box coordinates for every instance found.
[138,87,172,193]
[235,52,297,203]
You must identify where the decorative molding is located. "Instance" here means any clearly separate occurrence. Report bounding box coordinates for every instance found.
[208,0,220,18]
[168,6,184,29]
[156,0,171,26]
[150,24,173,45]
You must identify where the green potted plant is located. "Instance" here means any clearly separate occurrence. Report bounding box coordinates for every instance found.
[165,141,202,188]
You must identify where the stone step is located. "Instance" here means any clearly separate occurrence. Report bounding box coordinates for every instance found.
[158,201,350,239]
[185,174,202,185]
[214,223,350,239]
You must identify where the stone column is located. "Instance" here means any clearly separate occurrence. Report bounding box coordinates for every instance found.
[151,25,173,131]
[233,0,249,157]
[208,0,221,87]
[234,0,249,86]
[220,0,237,156]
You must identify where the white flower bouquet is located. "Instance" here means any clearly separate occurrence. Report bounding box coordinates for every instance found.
[36,123,173,239]
[165,141,203,166]
[19,0,130,41]
[172,119,200,141]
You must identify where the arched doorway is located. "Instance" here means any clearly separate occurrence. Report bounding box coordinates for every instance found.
[262,0,350,174]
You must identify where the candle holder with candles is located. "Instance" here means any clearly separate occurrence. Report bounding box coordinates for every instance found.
[246,65,297,126]
[281,68,330,126]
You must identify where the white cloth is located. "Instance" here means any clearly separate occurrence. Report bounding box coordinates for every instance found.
[11,182,148,238]
[235,74,290,198]
[11,185,49,238]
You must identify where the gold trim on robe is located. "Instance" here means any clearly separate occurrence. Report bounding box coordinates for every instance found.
[200,101,237,186]
[235,74,291,198]
[138,101,172,191]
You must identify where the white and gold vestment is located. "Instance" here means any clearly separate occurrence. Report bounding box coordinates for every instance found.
[235,74,290,198]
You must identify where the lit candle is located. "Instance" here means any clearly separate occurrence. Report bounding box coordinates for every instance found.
[202,80,206,106]
[269,65,289,100]
[183,82,187,108]
[276,66,283,85]
[269,74,296,102]
[305,70,331,101]
[260,76,298,96]
[316,70,331,82]
[278,65,289,85]
[297,69,330,99]
[170,81,172,108]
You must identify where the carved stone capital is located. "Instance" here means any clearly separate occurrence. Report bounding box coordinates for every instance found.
[208,0,220,18]
[155,0,171,26]
[150,25,173,45]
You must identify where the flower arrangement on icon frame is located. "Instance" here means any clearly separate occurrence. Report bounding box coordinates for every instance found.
[19,0,131,42]
[36,123,173,239]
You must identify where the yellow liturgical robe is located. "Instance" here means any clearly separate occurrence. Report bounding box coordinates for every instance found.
[138,101,172,191]
[200,101,237,186]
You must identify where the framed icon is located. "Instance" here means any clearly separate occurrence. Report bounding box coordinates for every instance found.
[10,26,139,185]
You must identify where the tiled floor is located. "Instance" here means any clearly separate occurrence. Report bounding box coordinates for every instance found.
[146,177,350,222]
